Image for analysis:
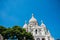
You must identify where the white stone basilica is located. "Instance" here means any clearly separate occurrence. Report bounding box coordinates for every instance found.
[23,14,54,40]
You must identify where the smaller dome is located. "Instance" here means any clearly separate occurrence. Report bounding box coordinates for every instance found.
[23,21,28,28]
[41,20,46,27]
[29,14,37,23]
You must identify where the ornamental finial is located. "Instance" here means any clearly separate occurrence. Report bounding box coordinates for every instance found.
[32,13,34,17]
[41,20,43,24]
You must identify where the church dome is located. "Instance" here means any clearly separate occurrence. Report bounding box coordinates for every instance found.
[23,21,28,28]
[29,14,37,23]
[23,24,27,28]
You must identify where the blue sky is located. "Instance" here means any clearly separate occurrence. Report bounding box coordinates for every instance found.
[0,0,60,39]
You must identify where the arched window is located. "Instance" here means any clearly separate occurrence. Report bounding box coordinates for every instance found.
[42,38,45,40]
[35,29,37,34]
[48,37,50,40]
[37,38,40,40]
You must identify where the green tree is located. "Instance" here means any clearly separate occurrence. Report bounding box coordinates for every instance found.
[2,28,11,40]
[0,25,34,40]
[0,26,6,34]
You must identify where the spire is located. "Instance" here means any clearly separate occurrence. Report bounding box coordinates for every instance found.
[41,20,43,24]
[32,13,34,18]
[41,20,46,27]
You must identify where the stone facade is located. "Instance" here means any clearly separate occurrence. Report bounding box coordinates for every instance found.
[23,14,54,40]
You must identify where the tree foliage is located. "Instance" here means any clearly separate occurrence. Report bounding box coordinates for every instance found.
[0,26,34,40]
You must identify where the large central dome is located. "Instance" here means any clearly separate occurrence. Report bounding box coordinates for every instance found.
[29,14,37,23]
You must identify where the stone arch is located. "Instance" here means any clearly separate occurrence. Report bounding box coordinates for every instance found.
[36,38,40,40]
[42,38,45,40]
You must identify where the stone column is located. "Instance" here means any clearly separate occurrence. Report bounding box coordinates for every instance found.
[45,36,48,40]
[40,38,42,40]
